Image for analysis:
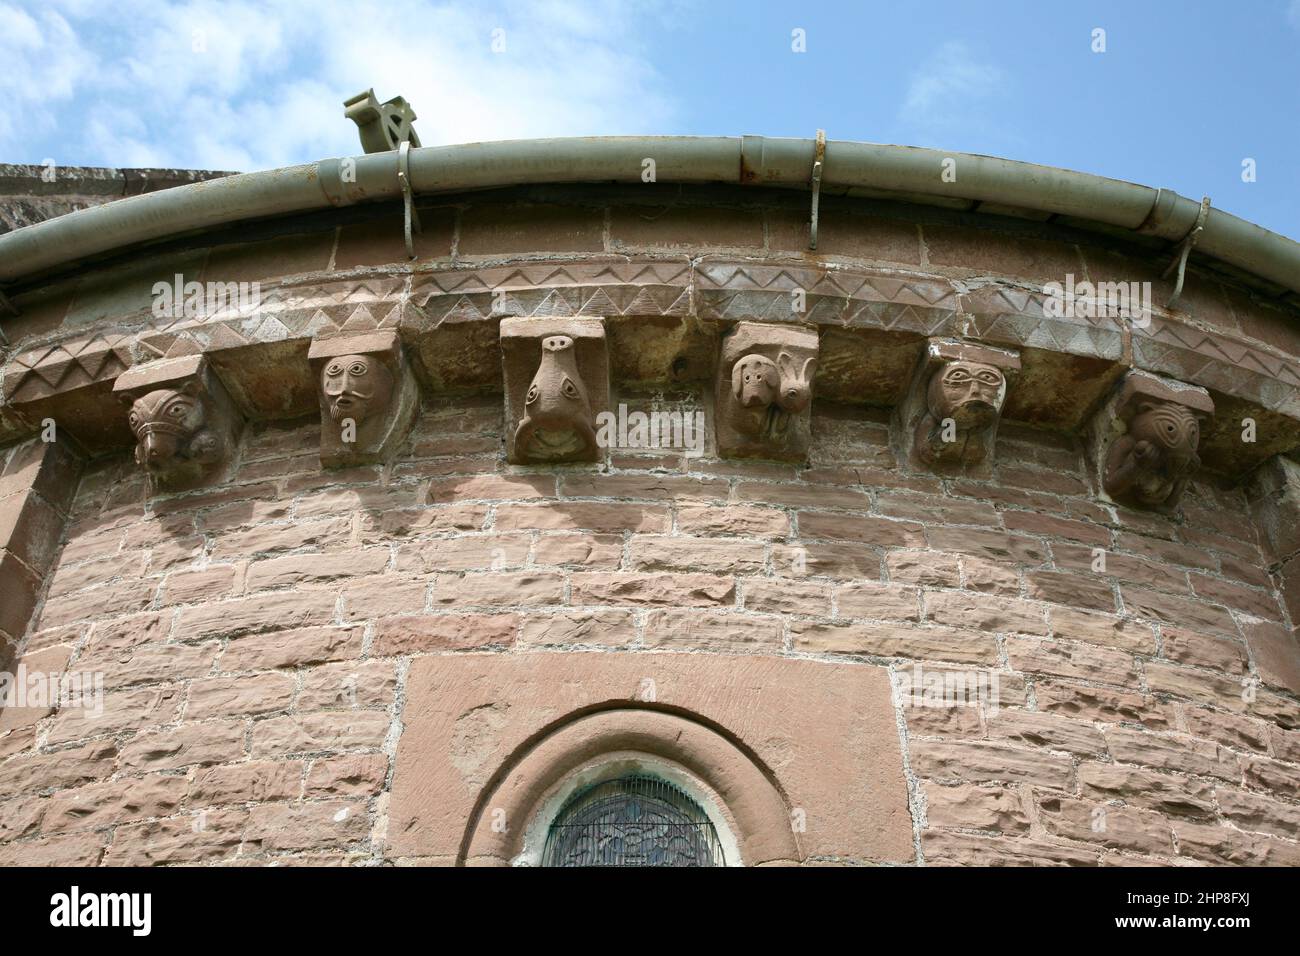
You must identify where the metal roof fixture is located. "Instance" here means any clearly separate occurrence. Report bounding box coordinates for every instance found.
[343,88,421,154]
[1,137,1297,301]
[541,775,725,867]
[1162,195,1211,311]
[808,128,826,250]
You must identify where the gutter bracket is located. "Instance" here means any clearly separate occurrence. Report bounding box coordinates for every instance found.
[1161,195,1210,310]
[398,139,421,260]
[808,129,826,250]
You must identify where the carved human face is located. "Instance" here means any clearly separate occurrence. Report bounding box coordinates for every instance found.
[322,354,393,424]
[128,388,205,470]
[930,361,1005,429]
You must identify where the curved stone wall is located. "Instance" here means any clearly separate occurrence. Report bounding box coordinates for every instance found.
[0,185,1297,866]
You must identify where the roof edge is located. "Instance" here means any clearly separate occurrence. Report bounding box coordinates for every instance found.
[1,136,1297,300]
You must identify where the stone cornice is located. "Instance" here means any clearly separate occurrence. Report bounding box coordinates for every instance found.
[1,253,1296,480]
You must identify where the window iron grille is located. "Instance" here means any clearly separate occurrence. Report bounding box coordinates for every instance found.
[541,774,725,867]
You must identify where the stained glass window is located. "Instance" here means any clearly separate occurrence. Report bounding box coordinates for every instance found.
[541,774,726,867]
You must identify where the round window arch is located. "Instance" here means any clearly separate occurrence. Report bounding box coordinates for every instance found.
[541,773,726,867]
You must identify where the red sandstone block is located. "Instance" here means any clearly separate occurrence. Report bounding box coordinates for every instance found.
[46,684,183,745]
[493,501,670,534]
[245,551,390,591]
[924,783,1030,833]
[927,592,1047,635]
[921,829,1100,866]
[305,754,389,798]
[1077,761,1216,818]
[676,503,788,538]
[175,591,338,639]
[0,830,108,867]
[243,799,371,853]
[1036,796,1174,855]
[743,578,832,617]
[798,512,923,548]
[1104,728,1238,782]
[249,711,389,757]
[1119,586,1238,636]
[432,570,565,608]
[118,720,247,772]
[0,740,118,800]
[426,473,556,503]
[42,773,189,833]
[396,535,531,573]
[531,533,623,569]
[210,517,351,559]
[157,564,237,605]
[188,673,296,719]
[833,581,922,622]
[0,548,41,640]
[371,614,518,655]
[925,527,1047,564]
[189,760,304,805]
[1025,570,1117,613]
[297,661,397,711]
[341,575,428,620]
[909,739,1075,789]
[641,609,782,653]
[561,473,728,502]
[876,493,1000,528]
[0,489,64,577]
[791,621,995,665]
[569,571,734,608]
[102,808,248,865]
[734,481,872,512]
[1006,636,1137,686]
[773,541,881,580]
[519,610,636,647]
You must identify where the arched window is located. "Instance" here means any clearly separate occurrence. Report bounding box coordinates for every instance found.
[541,774,726,867]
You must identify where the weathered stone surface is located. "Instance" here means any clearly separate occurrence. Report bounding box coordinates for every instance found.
[388,653,912,864]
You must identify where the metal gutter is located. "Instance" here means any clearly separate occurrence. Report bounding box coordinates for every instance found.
[1,136,1297,297]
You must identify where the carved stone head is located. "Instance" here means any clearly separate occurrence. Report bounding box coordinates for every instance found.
[501,318,609,466]
[1095,371,1214,512]
[127,383,214,473]
[928,361,1005,430]
[113,355,241,492]
[515,334,597,462]
[321,353,394,425]
[309,331,415,469]
[902,340,1020,472]
[716,323,820,462]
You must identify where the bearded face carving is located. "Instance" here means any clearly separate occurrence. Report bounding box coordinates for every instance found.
[321,354,394,425]
[514,334,598,462]
[309,332,416,469]
[1103,400,1203,508]
[915,361,1008,466]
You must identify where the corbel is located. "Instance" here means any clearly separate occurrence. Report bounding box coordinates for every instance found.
[715,321,819,462]
[501,317,609,465]
[899,338,1021,474]
[309,329,417,469]
[112,354,241,492]
[1090,369,1214,512]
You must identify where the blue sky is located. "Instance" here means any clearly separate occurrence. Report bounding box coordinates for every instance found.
[5,0,1299,237]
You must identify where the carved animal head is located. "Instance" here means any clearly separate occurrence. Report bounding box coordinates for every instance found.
[1130,400,1201,471]
[928,361,1005,430]
[128,384,207,472]
[775,351,817,413]
[515,334,596,461]
[732,354,780,408]
[321,353,394,424]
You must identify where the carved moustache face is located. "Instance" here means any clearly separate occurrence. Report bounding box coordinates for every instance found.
[931,362,1005,428]
[322,354,393,424]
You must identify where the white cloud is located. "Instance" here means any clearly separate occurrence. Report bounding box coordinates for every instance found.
[900,40,1006,134]
[1,0,679,171]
